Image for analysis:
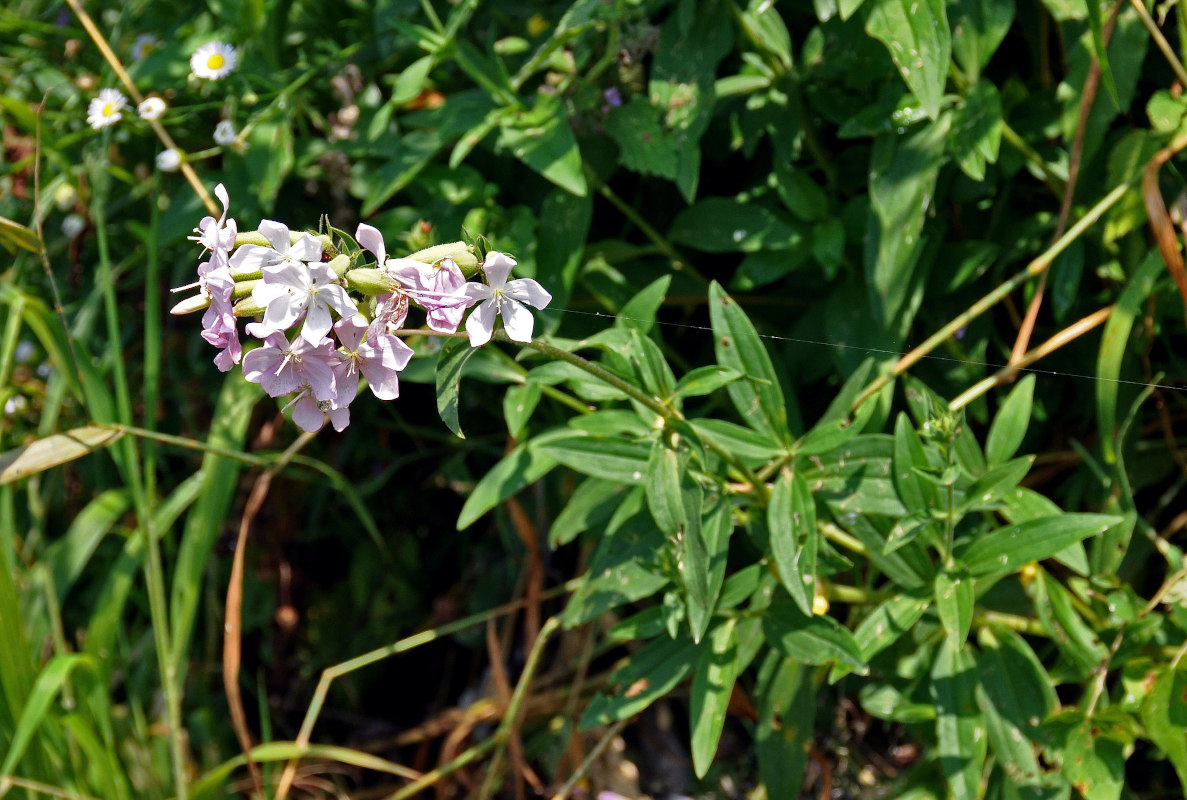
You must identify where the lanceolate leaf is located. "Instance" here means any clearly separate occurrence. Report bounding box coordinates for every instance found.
[768,469,818,616]
[708,282,795,443]
[985,373,1035,465]
[962,514,1122,577]
[763,597,864,670]
[932,634,986,800]
[866,0,951,120]
[435,337,479,438]
[690,619,740,777]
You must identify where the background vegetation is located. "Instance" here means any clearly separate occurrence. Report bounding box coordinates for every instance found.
[3,0,1187,797]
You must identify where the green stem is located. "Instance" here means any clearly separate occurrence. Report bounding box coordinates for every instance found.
[1000,121,1067,193]
[92,192,187,799]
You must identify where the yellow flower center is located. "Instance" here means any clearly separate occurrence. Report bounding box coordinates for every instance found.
[102,103,115,116]
[207,54,225,70]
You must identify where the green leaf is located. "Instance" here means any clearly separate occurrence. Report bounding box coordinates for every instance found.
[391,54,433,104]
[763,597,864,670]
[709,282,794,443]
[949,0,1014,80]
[1139,667,1187,791]
[435,337,478,438]
[860,683,937,722]
[1097,252,1162,464]
[934,571,973,640]
[497,93,586,196]
[646,440,686,538]
[756,657,816,798]
[690,418,785,462]
[810,435,909,518]
[537,434,651,483]
[1045,711,1128,800]
[962,514,1121,578]
[949,80,1003,180]
[892,412,935,514]
[959,455,1035,513]
[549,478,623,548]
[853,592,930,660]
[579,634,698,729]
[670,199,806,253]
[605,96,679,180]
[687,500,733,642]
[535,187,592,312]
[985,374,1035,465]
[457,439,559,529]
[0,215,41,254]
[1,654,93,775]
[864,117,950,328]
[866,0,951,120]
[843,513,934,589]
[503,382,541,439]
[690,619,740,777]
[1033,568,1107,673]
[616,275,671,334]
[671,366,743,400]
[931,634,986,800]
[977,626,1056,746]
[769,469,818,617]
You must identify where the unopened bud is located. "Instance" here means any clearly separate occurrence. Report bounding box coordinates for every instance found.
[232,279,260,300]
[346,268,396,296]
[407,241,478,271]
[233,296,266,317]
[170,294,209,315]
[328,254,351,278]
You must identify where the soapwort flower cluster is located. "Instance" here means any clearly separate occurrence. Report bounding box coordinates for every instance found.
[170,185,551,433]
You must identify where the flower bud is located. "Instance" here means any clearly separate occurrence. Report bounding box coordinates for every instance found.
[233,296,266,317]
[232,279,260,300]
[327,253,351,278]
[406,241,478,271]
[170,294,209,315]
[346,267,396,296]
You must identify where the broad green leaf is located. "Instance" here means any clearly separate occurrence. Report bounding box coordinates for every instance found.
[934,571,973,640]
[763,597,864,670]
[949,80,1003,180]
[646,440,686,538]
[985,374,1035,465]
[1139,667,1187,791]
[959,455,1034,512]
[864,117,949,328]
[795,388,878,458]
[567,410,651,438]
[43,489,129,608]
[435,337,478,438]
[457,438,560,529]
[932,634,986,800]
[1032,568,1107,673]
[690,619,740,777]
[616,275,671,334]
[687,500,732,641]
[709,282,795,443]
[892,412,934,514]
[690,418,785,462]
[503,381,541,439]
[844,513,934,589]
[671,366,743,400]
[0,425,124,485]
[810,435,908,518]
[391,54,433,104]
[866,0,951,120]
[535,187,592,312]
[977,626,1056,742]
[1044,711,1128,800]
[497,93,586,196]
[670,199,806,253]
[626,328,676,398]
[579,634,698,729]
[769,469,818,616]
[962,513,1120,578]
[950,0,1014,79]
[605,96,680,180]
[1097,252,1162,464]
[774,161,829,221]
[860,683,937,722]
[361,129,443,216]
[756,656,816,798]
[549,477,623,548]
[537,434,651,483]
[853,592,930,660]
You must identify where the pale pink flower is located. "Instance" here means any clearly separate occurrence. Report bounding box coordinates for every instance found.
[241,331,338,400]
[463,252,551,346]
[334,315,413,401]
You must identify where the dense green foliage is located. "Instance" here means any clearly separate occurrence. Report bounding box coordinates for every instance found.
[4,0,1187,797]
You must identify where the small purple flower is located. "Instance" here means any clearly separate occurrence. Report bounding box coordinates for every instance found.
[193,184,237,265]
[334,315,413,401]
[603,87,623,108]
[417,256,470,333]
[241,331,338,401]
[251,259,358,344]
[198,262,240,371]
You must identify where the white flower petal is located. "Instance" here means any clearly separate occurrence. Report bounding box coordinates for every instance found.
[466,300,497,346]
[504,278,552,309]
[257,220,291,253]
[500,298,536,342]
[289,232,323,262]
[482,252,516,287]
[355,224,386,264]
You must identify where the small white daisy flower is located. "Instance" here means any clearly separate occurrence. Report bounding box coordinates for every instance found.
[137,96,167,121]
[213,120,237,146]
[190,42,237,81]
[156,149,182,172]
[87,88,127,130]
[131,34,158,60]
